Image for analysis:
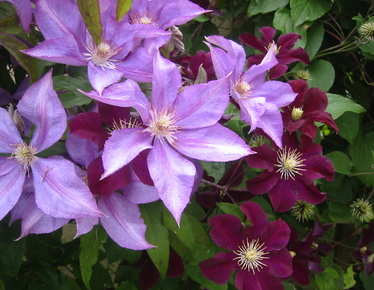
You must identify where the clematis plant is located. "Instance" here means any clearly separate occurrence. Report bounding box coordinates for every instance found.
[0,71,103,222]
[82,52,253,223]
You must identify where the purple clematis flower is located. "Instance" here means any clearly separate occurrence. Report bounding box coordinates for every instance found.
[66,133,154,250]
[82,52,253,223]
[22,0,169,94]
[282,79,339,139]
[206,35,297,147]
[0,71,103,222]
[199,201,292,290]
[239,27,310,79]
[245,132,335,212]
[353,222,374,276]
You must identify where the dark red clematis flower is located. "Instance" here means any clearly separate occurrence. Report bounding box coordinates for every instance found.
[286,216,333,286]
[353,222,374,276]
[239,27,310,79]
[245,132,334,212]
[199,201,292,290]
[282,80,339,139]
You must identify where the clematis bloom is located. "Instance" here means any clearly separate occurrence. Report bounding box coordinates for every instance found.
[239,26,310,79]
[199,201,292,290]
[245,132,335,212]
[0,71,103,222]
[82,52,253,223]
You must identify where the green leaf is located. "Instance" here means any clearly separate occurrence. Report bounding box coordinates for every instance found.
[194,14,210,22]
[79,225,107,290]
[328,201,352,222]
[273,7,293,34]
[140,202,170,278]
[305,21,324,59]
[349,132,374,187]
[290,0,333,26]
[116,0,132,21]
[0,15,23,34]
[306,59,335,91]
[0,33,39,82]
[117,281,137,290]
[216,202,244,220]
[325,151,353,175]
[77,0,102,44]
[247,0,289,17]
[185,265,228,290]
[163,211,196,255]
[360,270,374,290]
[315,266,340,290]
[335,112,360,144]
[0,280,4,290]
[343,265,356,289]
[200,161,226,182]
[53,75,93,108]
[326,93,366,119]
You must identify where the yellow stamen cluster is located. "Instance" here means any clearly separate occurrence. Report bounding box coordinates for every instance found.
[234,79,254,99]
[233,239,269,274]
[275,147,306,180]
[84,41,121,70]
[9,142,38,173]
[291,107,304,121]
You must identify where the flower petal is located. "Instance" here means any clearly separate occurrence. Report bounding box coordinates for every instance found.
[147,140,196,224]
[209,214,243,249]
[18,71,67,152]
[88,62,124,95]
[199,252,238,284]
[261,220,290,251]
[101,128,152,179]
[175,124,253,162]
[99,192,153,250]
[32,158,104,219]
[174,78,229,129]
[0,108,23,152]
[240,201,268,236]
[0,158,25,221]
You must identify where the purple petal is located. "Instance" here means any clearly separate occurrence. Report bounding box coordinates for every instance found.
[255,104,284,148]
[0,158,25,221]
[81,79,150,122]
[265,249,293,277]
[6,0,32,33]
[75,216,99,237]
[88,62,124,95]
[98,192,153,250]
[199,252,238,284]
[32,158,104,219]
[174,78,229,129]
[246,171,279,196]
[22,36,87,66]
[0,108,23,152]
[234,270,262,290]
[206,35,246,79]
[209,214,243,250]
[147,140,196,224]
[175,124,254,162]
[66,133,100,168]
[261,220,290,251]
[151,52,181,109]
[255,81,297,108]
[18,71,67,152]
[11,191,69,239]
[101,128,152,179]
[122,177,160,204]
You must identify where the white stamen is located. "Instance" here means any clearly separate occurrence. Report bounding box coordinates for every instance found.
[233,239,269,274]
[275,147,306,180]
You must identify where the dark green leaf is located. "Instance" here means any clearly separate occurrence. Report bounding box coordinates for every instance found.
[305,21,324,59]
[140,202,169,278]
[79,225,107,290]
[216,202,244,220]
[0,33,39,82]
[200,161,226,183]
[315,266,340,290]
[116,0,132,22]
[247,0,289,17]
[290,0,333,26]
[186,265,227,290]
[328,201,352,222]
[336,112,360,144]
[307,59,335,91]
[326,151,353,175]
[77,0,102,44]
[326,93,365,119]
[273,7,293,34]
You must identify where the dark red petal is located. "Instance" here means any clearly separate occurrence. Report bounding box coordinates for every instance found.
[291,257,311,285]
[239,33,268,52]
[98,102,132,128]
[265,248,293,277]
[268,63,288,79]
[209,214,243,250]
[304,155,335,182]
[139,259,160,290]
[240,201,268,236]
[247,55,264,68]
[277,33,301,51]
[244,144,277,171]
[246,171,279,196]
[259,26,277,44]
[298,122,317,139]
[167,249,185,278]
[261,219,290,251]
[199,252,238,284]
[279,48,310,65]
[234,270,262,290]
[267,179,298,212]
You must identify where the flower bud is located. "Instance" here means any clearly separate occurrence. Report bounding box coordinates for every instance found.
[7,104,25,133]
[358,21,374,42]
[350,198,374,223]
[291,107,304,121]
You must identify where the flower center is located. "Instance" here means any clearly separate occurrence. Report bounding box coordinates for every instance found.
[9,142,38,173]
[234,79,253,99]
[233,239,269,274]
[129,12,157,25]
[291,107,304,121]
[84,41,121,70]
[275,147,306,180]
[145,106,182,145]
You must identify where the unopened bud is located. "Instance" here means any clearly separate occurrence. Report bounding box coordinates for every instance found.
[291,107,304,121]
[293,70,312,82]
[7,104,25,133]
[194,64,208,84]
[359,21,374,42]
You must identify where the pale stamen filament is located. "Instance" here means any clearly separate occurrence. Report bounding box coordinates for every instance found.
[9,142,38,175]
[83,41,122,70]
[275,147,306,180]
